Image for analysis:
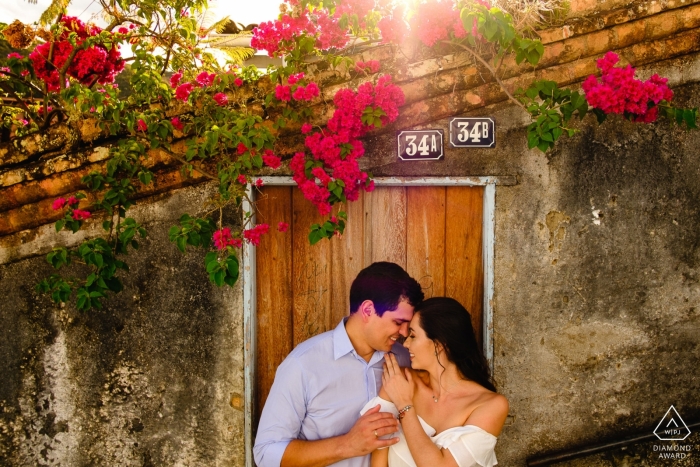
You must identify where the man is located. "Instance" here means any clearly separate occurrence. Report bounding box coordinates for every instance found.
[254,262,424,467]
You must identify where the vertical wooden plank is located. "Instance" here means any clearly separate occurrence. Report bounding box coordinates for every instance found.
[292,189,333,346]
[445,186,484,348]
[255,186,293,420]
[406,187,446,299]
[368,187,407,268]
[330,192,365,323]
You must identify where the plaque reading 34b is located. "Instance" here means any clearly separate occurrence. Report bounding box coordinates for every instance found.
[449,117,495,148]
[397,130,444,161]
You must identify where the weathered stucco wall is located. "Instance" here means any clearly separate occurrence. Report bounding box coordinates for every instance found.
[358,59,700,465]
[0,184,246,466]
[2,16,700,467]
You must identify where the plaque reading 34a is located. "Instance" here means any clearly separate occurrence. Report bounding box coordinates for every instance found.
[397,129,444,161]
[449,117,495,148]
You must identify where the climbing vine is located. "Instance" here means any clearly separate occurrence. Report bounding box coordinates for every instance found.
[0,0,697,311]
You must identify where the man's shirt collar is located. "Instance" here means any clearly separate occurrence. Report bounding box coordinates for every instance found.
[333,318,355,360]
[333,318,386,364]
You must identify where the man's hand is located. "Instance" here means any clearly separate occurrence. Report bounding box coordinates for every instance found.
[340,404,400,457]
[280,405,400,467]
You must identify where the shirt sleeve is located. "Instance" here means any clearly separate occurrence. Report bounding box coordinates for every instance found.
[253,357,307,467]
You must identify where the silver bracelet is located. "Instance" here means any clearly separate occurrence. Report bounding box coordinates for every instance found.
[397,405,413,420]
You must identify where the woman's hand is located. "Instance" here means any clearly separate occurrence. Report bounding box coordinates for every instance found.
[382,352,414,408]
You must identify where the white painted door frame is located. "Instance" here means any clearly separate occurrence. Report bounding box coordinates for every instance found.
[241,176,505,467]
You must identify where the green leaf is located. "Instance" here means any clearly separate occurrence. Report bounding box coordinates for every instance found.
[213,269,225,287]
[527,133,539,149]
[309,228,324,245]
[552,127,563,141]
[176,236,187,253]
[56,220,65,232]
[683,109,697,129]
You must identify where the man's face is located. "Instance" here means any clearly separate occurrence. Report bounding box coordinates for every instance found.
[366,300,414,352]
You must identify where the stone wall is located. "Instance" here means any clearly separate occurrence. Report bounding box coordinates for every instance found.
[359,63,700,466]
[0,184,247,466]
[2,0,700,463]
[2,61,698,467]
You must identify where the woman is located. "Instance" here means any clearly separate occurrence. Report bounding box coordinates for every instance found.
[362,297,508,467]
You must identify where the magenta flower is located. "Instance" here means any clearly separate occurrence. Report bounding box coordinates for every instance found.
[71,209,91,221]
[171,117,184,131]
[262,150,282,169]
[278,222,289,232]
[52,198,67,210]
[175,82,194,101]
[137,119,148,131]
[196,71,216,87]
[213,92,228,106]
[170,71,183,88]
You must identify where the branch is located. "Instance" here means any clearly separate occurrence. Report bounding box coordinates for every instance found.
[0,69,61,107]
[444,40,527,112]
[58,46,80,90]
[0,83,40,123]
[157,145,219,181]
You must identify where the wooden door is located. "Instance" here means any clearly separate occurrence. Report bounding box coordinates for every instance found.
[254,186,484,423]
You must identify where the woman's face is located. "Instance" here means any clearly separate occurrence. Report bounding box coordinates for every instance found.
[402,312,436,370]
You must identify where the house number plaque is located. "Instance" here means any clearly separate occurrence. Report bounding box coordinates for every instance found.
[449,117,495,148]
[397,129,444,161]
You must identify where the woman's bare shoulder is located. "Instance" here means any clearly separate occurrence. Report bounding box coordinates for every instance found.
[464,391,509,436]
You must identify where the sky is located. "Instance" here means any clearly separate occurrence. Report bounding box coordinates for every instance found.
[0,0,281,28]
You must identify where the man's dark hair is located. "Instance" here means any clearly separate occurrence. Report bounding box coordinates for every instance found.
[349,262,424,316]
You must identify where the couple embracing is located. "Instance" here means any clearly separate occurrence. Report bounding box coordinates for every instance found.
[254,262,508,467]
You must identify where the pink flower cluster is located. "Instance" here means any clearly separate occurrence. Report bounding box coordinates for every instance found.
[291,75,403,215]
[7,53,22,59]
[275,81,320,103]
[196,71,216,87]
[582,52,674,123]
[262,149,282,169]
[243,224,270,246]
[213,227,243,250]
[213,92,229,106]
[355,60,380,74]
[175,82,194,101]
[52,196,91,220]
[29,16,124,91]
[170,71,183,88]
[377,7,407,44]
[409,0,466,47]
[72,209,91,220]
[171,117,184,130]
[251,8,349,57]
[52,196,78,210]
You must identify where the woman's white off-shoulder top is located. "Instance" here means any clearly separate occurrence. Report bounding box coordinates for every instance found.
[360,396,498,467]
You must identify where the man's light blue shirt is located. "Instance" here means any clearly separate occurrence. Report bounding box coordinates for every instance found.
[254,318,410,467]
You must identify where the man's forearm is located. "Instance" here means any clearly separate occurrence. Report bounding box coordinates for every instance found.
[280,435,352,467]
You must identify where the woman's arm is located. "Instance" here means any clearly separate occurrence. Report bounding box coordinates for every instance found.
[370,445,390,467]
[382,354,461,467]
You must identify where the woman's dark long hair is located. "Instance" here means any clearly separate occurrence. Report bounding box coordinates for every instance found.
[415,297,496,392]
